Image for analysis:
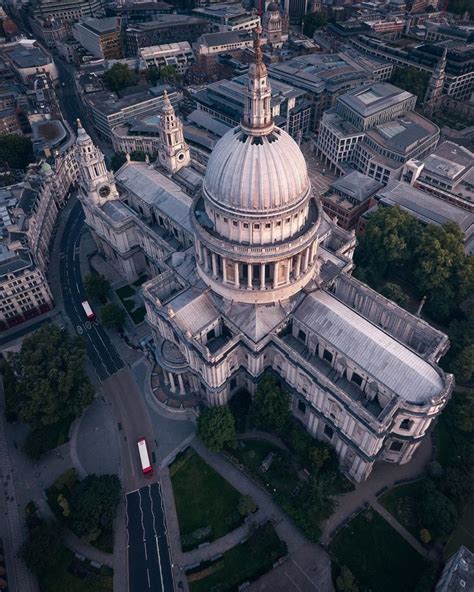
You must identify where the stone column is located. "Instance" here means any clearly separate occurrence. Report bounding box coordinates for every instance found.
[169,372,176,393]
[177,374,185,395]
[273,261,279,289]
[285,259,291,283]
[203,246,210,273]
[304,247,310,272]
[247,264,252,289]
[234,262,239,288]
[260,263,265,290]
[295,253,302,278]
[222,257,228,283]
[212,252,218,278]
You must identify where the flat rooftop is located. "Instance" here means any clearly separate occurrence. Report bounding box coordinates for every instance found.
[79,17,119,35]
[339,82,414,117]
[377,180,474,241]
[5,45,49,69]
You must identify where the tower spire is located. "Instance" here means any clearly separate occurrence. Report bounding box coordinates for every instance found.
[241,25,273,136]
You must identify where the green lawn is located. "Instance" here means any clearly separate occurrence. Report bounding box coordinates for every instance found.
[115,285,146,324]
[170,449,245,550]
[188,522,287,592]
[40,546,113,592]
[329,509,428,592]
[229,439,300,498]
[379,481,423,538]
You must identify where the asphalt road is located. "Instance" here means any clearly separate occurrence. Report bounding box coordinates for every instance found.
[59,201,123,380]
[126,484,174,592]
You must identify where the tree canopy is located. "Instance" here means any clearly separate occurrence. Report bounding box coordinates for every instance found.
[110,152,127,172]
[159,65,180,83]
[303,12,328,37]
[197,405,236,451]
[354,207,474,325]
[391,67,430,103]
[0,134,34,170]
[21,518,65,576]
[9,325,94,430]
[100,302,126,330]
[145,65,160,86]
[104,63,137,93]
[84,273,110,303]
[69,474,121,540]
[250,375,290,434]
[418,483,458,537]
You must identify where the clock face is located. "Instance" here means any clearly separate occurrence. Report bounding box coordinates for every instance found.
[99,185,111,198]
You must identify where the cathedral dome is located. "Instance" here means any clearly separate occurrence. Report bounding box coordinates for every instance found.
[203,125,310,213]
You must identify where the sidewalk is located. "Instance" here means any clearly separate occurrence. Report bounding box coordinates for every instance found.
[320,435,433,545]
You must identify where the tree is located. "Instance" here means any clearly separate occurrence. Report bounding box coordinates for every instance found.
[391,67,430,103]
[110,152,127,172]
[130,149,147,162]
[145,65,160,86]
[104,63,137,93]
[354,206,421,286]
[84,273,110,303]
[308,444,331,472]
[10,325,94,430]
[451,390,474,432]
[197,405,236,451]
[21,519,65,576]
[441,466,474,504]
[302,12,328,37]
[451,345,474,384]
[238,494,257,517]
[250,375,290,434]
[415,223,473,321]
[419,528,431,544]
[100,303,126,330]
[381,282,409,308]
[0,134,34,170]
[69,474,121,540]
[418,486,458,536]
[159,65,180,83]
[336,566,359,592]
[448,0,472,16]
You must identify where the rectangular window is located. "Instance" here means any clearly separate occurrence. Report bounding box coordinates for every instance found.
[324,425,334,440]
[351,372,363,387]
[400,419,413,431]
[298,400,306,414]
[298,329,307,342]
[390,441,403,452]
[323,349,333,363]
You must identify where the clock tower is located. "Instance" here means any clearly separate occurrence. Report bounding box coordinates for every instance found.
[75,119,119,207]
[157,91,191,174]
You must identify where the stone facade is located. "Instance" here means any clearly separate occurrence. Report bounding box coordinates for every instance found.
[77,29,453,482]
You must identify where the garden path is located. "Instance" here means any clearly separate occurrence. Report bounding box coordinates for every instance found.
[320,436,433,553]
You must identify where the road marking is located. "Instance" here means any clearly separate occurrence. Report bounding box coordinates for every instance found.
[147,568,151,589]
[77,326,83,334]
[85,321,91,330]
[285,572,304,591]
[291,559,322,591]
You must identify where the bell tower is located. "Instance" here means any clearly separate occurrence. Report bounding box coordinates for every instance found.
[75,119,119,207]
[157,91,191,174]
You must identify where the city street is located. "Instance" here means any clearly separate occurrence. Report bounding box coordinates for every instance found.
[126,484,174,592]
[59,201,123,379]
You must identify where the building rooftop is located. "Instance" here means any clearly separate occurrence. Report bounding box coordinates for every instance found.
[294,290,445,404]
[79,17,119,35]
[197,30,253,48]
[339,83,414,117]
[140,42,192,58]
[377,180,474,252]
[115,162,193,233]
[330,171,383,202]
[5,44,49,69]
[268,51,386,95]
[85,87,160,116]
[126,14,208,32]
[366,111,439,154]
[436,546,474,592]
[422,141,473,184]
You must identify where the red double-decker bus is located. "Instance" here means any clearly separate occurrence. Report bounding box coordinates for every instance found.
[81,300,95,321]
[137,438,153,476]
